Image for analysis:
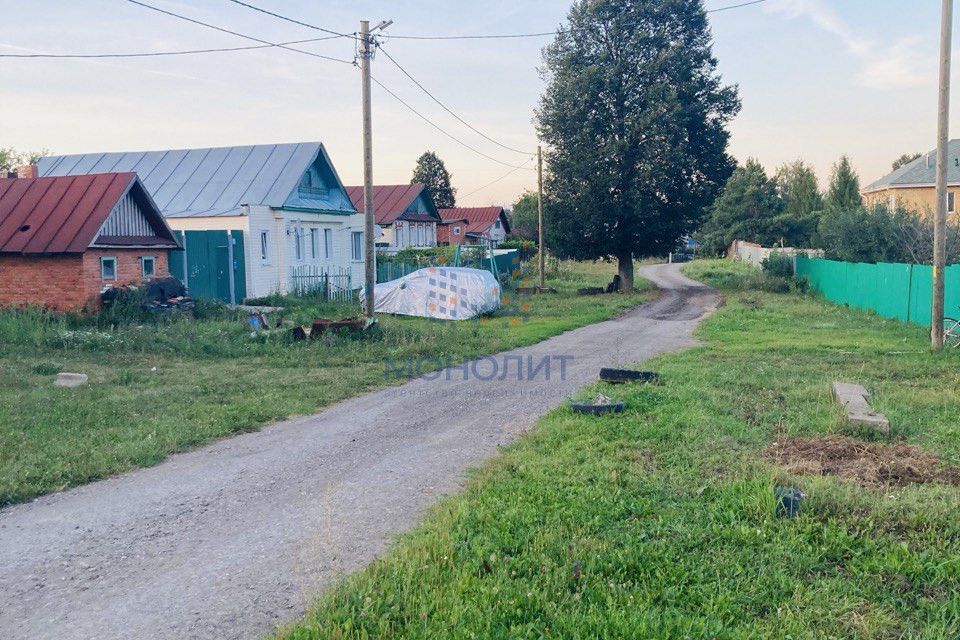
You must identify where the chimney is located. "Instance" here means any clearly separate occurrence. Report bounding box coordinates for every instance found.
[16,165,38,179]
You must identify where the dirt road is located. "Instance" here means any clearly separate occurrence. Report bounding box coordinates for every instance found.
[0,263,719,640]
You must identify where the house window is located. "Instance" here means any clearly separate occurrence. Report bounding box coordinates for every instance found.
[324,228,333,259]
[416,224,423,247]
[453,226,462,235]
[140,255,156,278]
[310,228,319,260]
[298,169,328,199]
[949,192,956,213]
[259,230,271,264]
[294,227,303,261]
[351,231,363,261]
[494,219,501,229]
[100,256,117,280]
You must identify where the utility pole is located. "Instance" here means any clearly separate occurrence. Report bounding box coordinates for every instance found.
[537,145,545,290]
[359,20,376,322]
[932,0,953,349]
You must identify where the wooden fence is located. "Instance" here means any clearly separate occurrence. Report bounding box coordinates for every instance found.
[289,265,356,302]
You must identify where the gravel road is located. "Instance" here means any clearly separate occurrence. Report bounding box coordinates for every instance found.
[0,263,719,640]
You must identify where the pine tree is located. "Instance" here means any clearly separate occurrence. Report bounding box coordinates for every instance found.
[411,151,456,209]
[825,155,862,212]
[773,160,823,247]
[698,159,782,254]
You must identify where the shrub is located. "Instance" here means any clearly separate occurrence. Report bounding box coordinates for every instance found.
[761,253,794,278]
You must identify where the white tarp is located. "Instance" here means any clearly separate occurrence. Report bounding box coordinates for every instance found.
[361,267,500,320]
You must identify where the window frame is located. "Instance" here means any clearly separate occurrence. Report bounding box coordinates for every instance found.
[949,192,956,213]
[351,231,363,261]
[324,228,333,260]
[293,226,303,261]
[453,225,461,235]
[309,227,319,260]
[100,256,117,280]
[259,230,271,264]
[140,255,156,279]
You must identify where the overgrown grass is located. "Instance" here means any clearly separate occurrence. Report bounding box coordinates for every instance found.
[277,259,960,639]
[0,261,649,506]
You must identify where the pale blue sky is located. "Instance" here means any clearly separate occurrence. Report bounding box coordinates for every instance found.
[0,1,954,205]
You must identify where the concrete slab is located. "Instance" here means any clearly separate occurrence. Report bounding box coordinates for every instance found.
[832,381,889,434]
[53,373,88,388]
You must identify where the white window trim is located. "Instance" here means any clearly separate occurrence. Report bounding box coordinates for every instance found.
[324,228,333,260]
[140,255,156,279]
[351,231,363,262]
[453,225,461,235]
[259,230,271,265]
[100,256,117,280]
[310,228,319,260]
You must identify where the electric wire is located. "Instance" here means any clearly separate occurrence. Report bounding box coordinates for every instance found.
[370,75,535,171]
[123,0,355,64]
[0,35,343,59]
[378,46,533,155]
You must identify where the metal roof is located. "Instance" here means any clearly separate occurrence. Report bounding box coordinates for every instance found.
[0,173,178,255]
[343,184,440,225]
[38,142,353,218]
[439,206,510,235]
[863,140,960,192]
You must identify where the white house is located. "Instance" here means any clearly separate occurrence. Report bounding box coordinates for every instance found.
[344,184,441,253]
[38,143,365,299]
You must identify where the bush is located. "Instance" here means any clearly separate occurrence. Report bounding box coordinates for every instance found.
[761,253,794,278]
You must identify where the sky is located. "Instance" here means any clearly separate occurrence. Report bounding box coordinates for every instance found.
[0,0,954,206]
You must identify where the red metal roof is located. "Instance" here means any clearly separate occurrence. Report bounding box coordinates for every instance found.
[344,184,432,225]
[438,206,510,236]
[0,173,176,255]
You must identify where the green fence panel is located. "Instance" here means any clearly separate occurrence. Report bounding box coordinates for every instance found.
[231,231,247,302]
[797,257,960,328]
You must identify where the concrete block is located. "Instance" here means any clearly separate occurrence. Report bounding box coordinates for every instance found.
[832,381,889,434]
[54,373,88,388]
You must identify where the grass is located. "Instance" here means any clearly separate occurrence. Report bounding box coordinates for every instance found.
[277,258,960,639]
[0,261,650,506]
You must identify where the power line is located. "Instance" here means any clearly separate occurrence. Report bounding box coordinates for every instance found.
[123,0,354,65]
[0,35,343,59]
[381,0,769,40]
[462,157,537,198]
[222,0,355,39]
[378,46,532,155]
[370,75,535,171]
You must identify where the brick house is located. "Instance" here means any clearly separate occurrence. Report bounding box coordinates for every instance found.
[438,206,511,247]
[436,213,468,245]
[0,171,180,311]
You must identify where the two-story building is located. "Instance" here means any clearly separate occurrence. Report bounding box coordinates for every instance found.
[862,141,960,216]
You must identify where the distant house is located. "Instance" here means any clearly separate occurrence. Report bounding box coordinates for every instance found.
[344,184,441,252]
[862,141,960,215]
[438,206,510,247]
[37,142,364,300]
[0,172,180,311]
[436,213,468,246]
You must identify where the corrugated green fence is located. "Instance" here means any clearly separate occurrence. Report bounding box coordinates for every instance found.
[795,257,960,327]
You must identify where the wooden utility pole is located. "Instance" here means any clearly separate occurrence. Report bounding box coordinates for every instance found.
[359,20,376,322]
[537,145,545,289]
[932,0,953,349]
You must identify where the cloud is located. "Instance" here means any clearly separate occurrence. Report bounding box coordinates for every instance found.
[766,0,934,90]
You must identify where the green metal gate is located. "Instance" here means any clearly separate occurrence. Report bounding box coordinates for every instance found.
[168,230,246,303]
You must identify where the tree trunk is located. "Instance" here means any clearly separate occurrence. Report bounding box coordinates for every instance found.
[617,252,634,292]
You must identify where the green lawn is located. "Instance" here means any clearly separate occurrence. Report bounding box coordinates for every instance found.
[277,259,960,639]
[0,261,649,506]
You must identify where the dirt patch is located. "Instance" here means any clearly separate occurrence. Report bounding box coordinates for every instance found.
[764,435,960,487]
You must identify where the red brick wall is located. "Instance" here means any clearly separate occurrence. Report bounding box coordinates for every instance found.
[0,249,169,312]
[438,221,467,246]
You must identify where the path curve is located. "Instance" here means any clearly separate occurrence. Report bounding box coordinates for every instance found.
[0,263,719,640]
